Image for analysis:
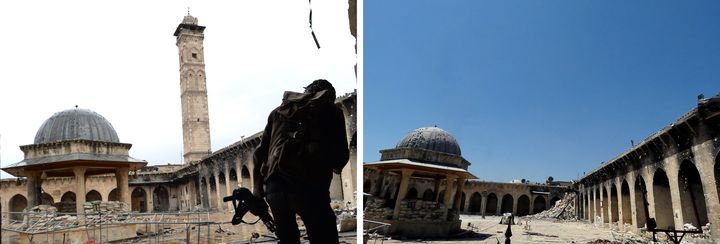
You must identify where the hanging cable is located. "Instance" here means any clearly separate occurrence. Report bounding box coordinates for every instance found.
[309,0,321,49]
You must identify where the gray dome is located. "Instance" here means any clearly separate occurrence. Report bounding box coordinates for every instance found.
[396,127,461,155]
[34,108,120,144]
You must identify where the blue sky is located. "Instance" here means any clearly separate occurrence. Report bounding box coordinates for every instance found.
[364,1,720,183]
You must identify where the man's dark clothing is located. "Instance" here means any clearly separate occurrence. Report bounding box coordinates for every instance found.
[253,86,349,244]
[265,175,339,244]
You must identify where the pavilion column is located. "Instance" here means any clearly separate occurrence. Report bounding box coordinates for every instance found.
[213,170,225,211]
[26,171,42,208]
[434,179,442,202]
[224,163,233,210]
[115,168,131,207]
[453,178,466,210]
[392,169,414,220]
[442,175,457,220]
[73,167,87,224]
[374,171,385,196]
[512,195,518,216]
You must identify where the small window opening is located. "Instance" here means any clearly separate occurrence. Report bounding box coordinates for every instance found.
[197,118,200,122]
[192,53,198,59]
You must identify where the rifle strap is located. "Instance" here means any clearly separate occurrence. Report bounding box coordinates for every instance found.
[242,217,262,225]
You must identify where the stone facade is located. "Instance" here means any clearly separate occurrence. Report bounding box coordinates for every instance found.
[575,95,720,240]
[1,92,357,218]
[363,168,569,218]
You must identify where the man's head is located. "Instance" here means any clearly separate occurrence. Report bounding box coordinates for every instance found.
[304,79,336,99]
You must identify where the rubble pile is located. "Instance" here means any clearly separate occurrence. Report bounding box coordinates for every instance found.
[26,205,80,230]
[85,201,131,224]
[684,222,712,239]
[364,197,450,222]
[396,199,446,222]
[364,198,393,220]
[527,192,577,220]
[53,201,76,213]
[21,201,131,231]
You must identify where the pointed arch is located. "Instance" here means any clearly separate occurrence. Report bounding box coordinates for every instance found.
[131,187,147,212]
[620,179,632,225]
[86,190,102,202]
[9,194,28,220]
[469,192,482,213]
[533,195,546,213]
[108,188,119,201]
[517,195,530,216]
[153,186,170,212]
[41,193,54,205]
[422,189,434,201]
[500,194,514,214]
[406,187,418,199]
[653,168,673,228]
[485,193,498,215]
[635,175,648,227]
[678,160,708,227]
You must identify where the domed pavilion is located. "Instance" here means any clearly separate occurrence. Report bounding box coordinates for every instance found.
[2,108,146,220]
[364,126,476,237]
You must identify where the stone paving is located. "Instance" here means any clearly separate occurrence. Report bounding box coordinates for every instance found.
[376,215,617,243]
[373,215,720,243]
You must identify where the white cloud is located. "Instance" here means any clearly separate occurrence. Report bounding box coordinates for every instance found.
[0,0,357,177]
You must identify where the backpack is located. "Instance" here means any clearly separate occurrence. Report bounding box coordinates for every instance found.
[260,90,347,186]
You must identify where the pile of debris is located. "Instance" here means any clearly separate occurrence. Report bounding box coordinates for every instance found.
[20,201,132,232]
[364,198,393,220]
[25,205,80,230]
[527,192,577,220]
[85,201,131,224]
[684,222,712,239]
[396,199,446,222]
[53,201,76,213]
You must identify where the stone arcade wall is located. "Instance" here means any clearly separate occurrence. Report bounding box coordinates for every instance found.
[363,168,569,218]
[194,92,358,211]
[576,95,720,240]
[1,92,358,217]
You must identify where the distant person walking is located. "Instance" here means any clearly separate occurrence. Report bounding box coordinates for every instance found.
[253,79,349,244]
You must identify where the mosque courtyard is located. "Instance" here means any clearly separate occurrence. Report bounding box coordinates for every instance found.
[374,215,712,244]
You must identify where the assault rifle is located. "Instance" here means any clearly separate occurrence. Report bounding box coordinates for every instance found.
[223,187,276,233]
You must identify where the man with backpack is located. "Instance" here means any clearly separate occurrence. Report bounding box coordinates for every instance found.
[253,79,349,243]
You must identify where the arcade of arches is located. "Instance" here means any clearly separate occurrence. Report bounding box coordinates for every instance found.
[0,93,357,216]
[363,171,568,217]
[576,95,720,240]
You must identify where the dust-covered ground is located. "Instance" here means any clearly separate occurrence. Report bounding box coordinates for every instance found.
[128,212,358,244]
[0,211,358,244]
[370,215,714,244]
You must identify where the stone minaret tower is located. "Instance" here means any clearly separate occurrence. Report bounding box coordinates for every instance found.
[174,14,211,163]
